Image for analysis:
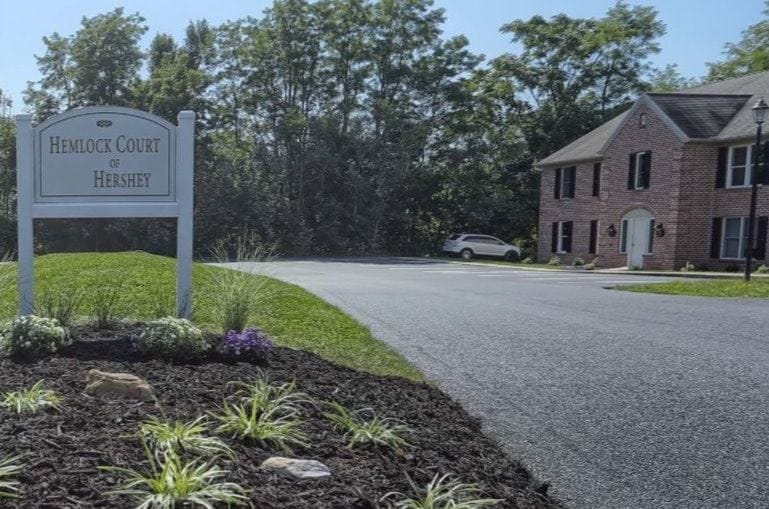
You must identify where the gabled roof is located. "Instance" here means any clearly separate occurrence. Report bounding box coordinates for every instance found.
[537,70,769,167]
[646,93,751,138]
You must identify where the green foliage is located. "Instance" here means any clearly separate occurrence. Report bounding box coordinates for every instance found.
[1,380,62,414]
[0,315,71,357]
[37,291,81,327]
[0,253,423,380]
[708,1,769,80]
[572,257,585,267]
[584,258,599,271]
[757,264,769,274]
[208,236,276,332]
[547,256,561,267]
[381,473,502,509]
[210,377,312,452]
[521,257,534,264]
[136,317,208,360]
[323,401,411,452]
[679,261,697,272]
[139,416,234,460]
[101,444,248,509]
[0,455,24,499]
[622,279,769,298]
[89,288,123,329]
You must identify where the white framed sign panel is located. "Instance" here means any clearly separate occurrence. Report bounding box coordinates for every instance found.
[15,106,195,317]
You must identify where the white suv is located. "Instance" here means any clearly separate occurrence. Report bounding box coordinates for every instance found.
[442,234,521,261]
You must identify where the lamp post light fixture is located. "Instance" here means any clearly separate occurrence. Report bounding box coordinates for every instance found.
[746,97,768,281]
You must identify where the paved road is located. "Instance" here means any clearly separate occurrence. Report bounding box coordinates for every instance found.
[226,258,769,508]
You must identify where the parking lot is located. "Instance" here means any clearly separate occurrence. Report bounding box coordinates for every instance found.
[226,257,769,508]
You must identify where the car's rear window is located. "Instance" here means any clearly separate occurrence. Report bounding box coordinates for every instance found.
[449,234,461,240]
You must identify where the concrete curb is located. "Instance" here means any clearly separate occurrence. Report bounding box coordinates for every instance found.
[409,257,769,279]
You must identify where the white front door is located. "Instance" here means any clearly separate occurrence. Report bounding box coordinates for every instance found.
[622,209,653,269]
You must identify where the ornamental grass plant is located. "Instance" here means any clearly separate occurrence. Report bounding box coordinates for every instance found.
[210,377,313,452]
[101,443,248,509]
[208,234,275,332]
[1,380,62,414]
[381,474,502,509]
[323,401,412,452]
[138,416,235,460]
[0,454,23,499]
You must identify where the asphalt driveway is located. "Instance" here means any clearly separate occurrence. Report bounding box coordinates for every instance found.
[224,258,769,508]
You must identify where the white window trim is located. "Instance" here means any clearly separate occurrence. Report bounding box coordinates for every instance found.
[557,221,568,254]
[633,151,649,190]
[726,145,758,189]
[720,216,750,260]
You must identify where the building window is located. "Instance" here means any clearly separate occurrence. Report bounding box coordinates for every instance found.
[721,217,755,259]
[589,220,598,254]
[727,145,762,188]
[639,113,647,128]
[551,221,572,253]
[554,166,576,199]
[628,151,651,190]
[592,163,601,197]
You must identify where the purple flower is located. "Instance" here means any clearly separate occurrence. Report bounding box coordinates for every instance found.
[217,328,274,361]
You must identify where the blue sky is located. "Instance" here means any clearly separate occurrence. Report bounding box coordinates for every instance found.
[0,0,765,112]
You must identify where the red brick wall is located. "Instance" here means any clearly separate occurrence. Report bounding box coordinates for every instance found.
[538,100,769,270]
[678,143,769,270]
[537,102,685,269]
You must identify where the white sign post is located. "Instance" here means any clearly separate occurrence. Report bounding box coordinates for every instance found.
[15,106,195,317]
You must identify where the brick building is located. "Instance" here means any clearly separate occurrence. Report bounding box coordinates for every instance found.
[537,72,769,270]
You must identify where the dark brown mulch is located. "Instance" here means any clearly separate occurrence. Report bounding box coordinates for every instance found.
[0,325,561,508]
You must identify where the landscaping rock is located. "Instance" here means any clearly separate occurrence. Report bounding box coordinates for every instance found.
[84,369,156,402]
[260,457,331,479]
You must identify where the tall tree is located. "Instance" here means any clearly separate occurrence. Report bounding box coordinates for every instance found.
[496,2,665,158]
[707,0,769,81]
[25,8,147,114]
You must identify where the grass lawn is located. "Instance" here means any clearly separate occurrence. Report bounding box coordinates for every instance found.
[0,252,422,380]
[621,278,769,298]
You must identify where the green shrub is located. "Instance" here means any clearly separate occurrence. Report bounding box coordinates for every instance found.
[584,258,599,270]
[89,288,123,329]
[756,264,769,274]
[572,257,585,267]
[209,235,275,332]
[37,292,81,327]
[679,261,697,272]
[547,256,560,266]
[724,264,741,273]
[521,256,534,264]
[0,315,71,358]
[135,317,208,360]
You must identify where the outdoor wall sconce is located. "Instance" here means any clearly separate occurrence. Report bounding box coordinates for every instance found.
[655,223,665,237]
[607,224,617,237]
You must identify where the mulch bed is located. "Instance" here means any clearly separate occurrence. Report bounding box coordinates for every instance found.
[0,325,561,508]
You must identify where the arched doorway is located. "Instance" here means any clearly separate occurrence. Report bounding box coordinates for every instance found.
[621,208,654,269]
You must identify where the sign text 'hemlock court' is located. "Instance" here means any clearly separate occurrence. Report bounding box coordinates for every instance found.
[16,106,195,317]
